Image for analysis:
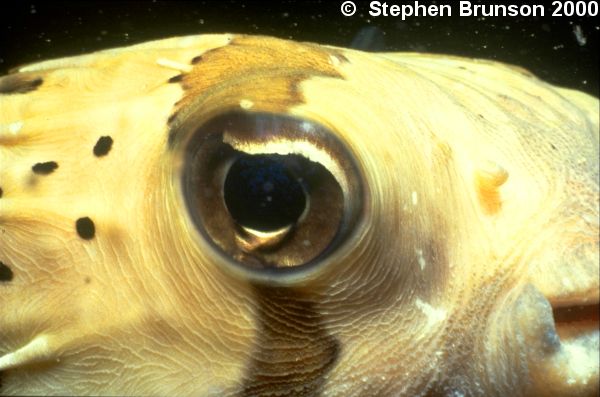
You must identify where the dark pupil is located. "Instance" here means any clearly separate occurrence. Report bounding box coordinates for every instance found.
[224,154,307,231]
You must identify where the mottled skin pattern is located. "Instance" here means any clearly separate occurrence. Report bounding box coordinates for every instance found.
[0,34,598,396]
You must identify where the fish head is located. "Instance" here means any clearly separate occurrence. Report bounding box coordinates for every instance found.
[0,34,598,396]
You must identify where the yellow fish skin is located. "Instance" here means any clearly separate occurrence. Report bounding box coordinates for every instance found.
[0,34,598,396]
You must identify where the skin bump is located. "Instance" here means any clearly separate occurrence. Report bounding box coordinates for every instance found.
[0,261,14,282]
[31,161,58,175]
[75,217,96,240]
[475,160,509,215]
[93,136,114,157]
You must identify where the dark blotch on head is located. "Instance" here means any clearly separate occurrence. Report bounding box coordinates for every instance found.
[76,217,96,240]
[93,136,113,157]
[167,37,346,149]
[0,187,3,198]
[242,287,340,396]
[0,75,43,94]
[0,261,14,282]
[32,161,58,175]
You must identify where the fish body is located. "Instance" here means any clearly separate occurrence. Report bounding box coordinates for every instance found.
[0,34,598,396]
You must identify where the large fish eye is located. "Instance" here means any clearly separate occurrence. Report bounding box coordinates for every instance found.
[180,111,362,280]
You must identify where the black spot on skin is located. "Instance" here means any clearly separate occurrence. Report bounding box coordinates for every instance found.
[242,286,340,396]
[76,217,96,240]
[0,187,3,198]
[32,161,58,175]
[93,136,113,157]
[0,261,14,282]
[0,75,43,94]
[168,74,184,83]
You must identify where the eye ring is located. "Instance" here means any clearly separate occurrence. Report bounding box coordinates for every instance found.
[177,111,364,284]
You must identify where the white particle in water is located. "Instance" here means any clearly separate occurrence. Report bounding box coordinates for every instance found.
[573,25,587,46]
[263,181,274,193]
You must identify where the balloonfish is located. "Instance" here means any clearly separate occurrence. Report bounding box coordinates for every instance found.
[0,34,598,396]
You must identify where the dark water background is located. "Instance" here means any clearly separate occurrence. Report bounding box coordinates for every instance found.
[0,1,598,96]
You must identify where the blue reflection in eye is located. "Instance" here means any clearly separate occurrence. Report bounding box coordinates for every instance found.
[224,154,307,231]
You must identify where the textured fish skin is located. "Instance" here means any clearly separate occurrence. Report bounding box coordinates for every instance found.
[0,34,598,396]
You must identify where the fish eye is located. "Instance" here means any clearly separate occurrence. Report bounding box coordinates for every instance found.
[179,111,363,281]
